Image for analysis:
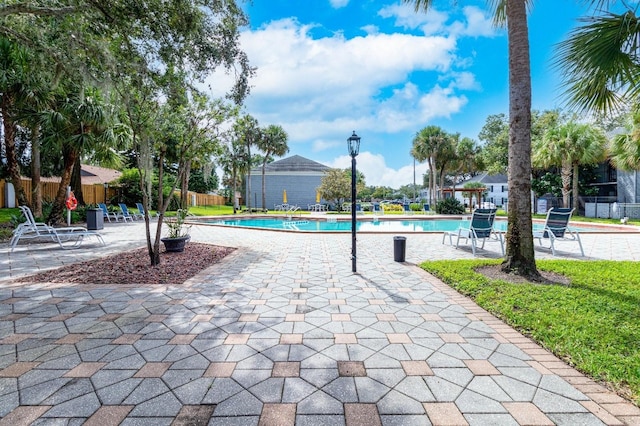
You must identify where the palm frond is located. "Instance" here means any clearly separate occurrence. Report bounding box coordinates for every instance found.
[555,10,640,115]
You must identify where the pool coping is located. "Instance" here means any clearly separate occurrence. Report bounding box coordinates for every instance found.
[187,214,640,234]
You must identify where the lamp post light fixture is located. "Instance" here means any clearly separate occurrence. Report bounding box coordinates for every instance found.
[103,183,109,203]
[347,131,361,273]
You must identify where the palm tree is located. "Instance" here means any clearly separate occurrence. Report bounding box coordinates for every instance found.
[40,86,120,224]
[219,134,249,214]
[233,115,260,211]
[404,0,539,278]
[256,124,289,211]
[0,37,43,207]
[533,120,607,210]
[411,125,447,206]
[610,110,640,171]
[555,7,640,116]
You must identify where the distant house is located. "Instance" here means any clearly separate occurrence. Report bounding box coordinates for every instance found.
[37,164,122,186]
[454,172,509,208]
[246,155,330,210]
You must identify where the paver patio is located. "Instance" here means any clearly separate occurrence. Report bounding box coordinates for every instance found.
[1,221,639,425]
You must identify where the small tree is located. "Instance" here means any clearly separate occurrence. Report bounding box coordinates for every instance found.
[318,168,351,211]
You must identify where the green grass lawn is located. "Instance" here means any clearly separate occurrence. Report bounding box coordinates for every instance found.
[420,259,640,405]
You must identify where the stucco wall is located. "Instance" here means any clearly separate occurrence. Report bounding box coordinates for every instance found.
[617,170,639,203]
[247,173,324,210]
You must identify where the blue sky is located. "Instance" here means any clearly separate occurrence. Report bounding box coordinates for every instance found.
[207,0,590,188]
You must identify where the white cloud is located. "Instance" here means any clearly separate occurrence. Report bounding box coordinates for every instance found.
[461,6,496,37]
[327,151,429,188]
[202,3,496,189]
[213,18,468,146]
[378,4,449,34]
[329,0,349,8]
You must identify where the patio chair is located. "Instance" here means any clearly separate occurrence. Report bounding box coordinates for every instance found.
[372,203,384,215]
[135,202,157,219]
[533,207,584,256]
[402,203,413,215]
[423,203,431,214]
[118,203,141,221]
[10,206,105,251]
[355,203,365,215]
[442,208,503,256]
[98,203,122,222]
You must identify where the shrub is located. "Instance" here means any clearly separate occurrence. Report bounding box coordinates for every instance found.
[435,198,465,214]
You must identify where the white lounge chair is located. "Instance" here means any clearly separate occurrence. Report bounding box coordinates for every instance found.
[443,208,503,256]
[10,206,105,252]
[533,207,584,256]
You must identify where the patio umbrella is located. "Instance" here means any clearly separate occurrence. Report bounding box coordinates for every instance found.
[316,191,321,203]
[283,189,287,204]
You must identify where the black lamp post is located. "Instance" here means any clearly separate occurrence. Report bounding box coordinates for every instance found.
[347,131,361,273]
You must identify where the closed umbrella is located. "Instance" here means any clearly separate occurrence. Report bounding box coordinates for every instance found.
[283,190,287,204]
[316,191,321,203]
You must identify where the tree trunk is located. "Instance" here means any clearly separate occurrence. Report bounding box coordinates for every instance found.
[157,149,165,210]
[180,159,191,208]
[31,125,43,218]
[501,0,541,280]
[561,159,572,208]
[48,146,78,225]
[428,157,436,205]
[2,97,29,207]
[572,162,580,213]
[261,161,267,211]
[232,168,238,214]
[71,158,85,206]
[246,144,252,211]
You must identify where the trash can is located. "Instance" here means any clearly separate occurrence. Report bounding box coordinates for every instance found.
[86,208,104,230]
[393,236,406,262]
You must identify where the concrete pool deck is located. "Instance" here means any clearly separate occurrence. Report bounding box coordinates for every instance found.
[0,221,639,425]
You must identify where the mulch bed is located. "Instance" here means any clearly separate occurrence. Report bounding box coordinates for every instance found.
[14,242,235,285]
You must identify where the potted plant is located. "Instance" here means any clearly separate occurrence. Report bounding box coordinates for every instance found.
[161,208,192,252]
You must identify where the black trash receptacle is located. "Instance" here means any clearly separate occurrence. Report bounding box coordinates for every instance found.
[393,236,406,262]
[86,208,104,230]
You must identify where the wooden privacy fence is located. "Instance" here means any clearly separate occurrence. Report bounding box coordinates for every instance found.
[0,179,225,208]
[174,190,226,207]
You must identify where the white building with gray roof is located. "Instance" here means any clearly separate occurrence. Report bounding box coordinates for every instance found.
[246,155,330,210]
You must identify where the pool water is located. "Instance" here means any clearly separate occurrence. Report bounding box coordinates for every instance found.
[204,217,601,233]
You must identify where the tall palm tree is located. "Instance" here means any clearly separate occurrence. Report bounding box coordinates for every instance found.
[256,124,289,211]
[555,6,640,115]
[0,37,43,207]
[40,86,120,224]
[404,0,539,278]
[609,110,640,171]
[411,125,447,206]
[533,120,607,210]
[234,115,260,211]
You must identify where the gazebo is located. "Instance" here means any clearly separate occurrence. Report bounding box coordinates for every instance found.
[441,187,487,212]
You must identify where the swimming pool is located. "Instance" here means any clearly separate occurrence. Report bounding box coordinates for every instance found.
[203,217,615,233]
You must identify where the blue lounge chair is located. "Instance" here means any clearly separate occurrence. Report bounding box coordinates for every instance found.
[402,203,413,215]
[443,208,503,256]
[118,203,139,221]
[533,207,584,256]
[135,202,157,219]
[98,203,121,222]
[372,203,384,215]
[423,203,431,214]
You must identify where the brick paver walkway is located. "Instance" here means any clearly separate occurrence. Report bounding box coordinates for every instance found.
[1,220,639,425]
